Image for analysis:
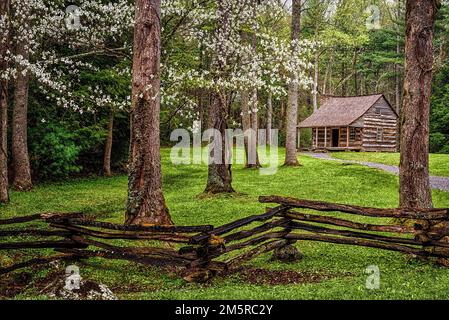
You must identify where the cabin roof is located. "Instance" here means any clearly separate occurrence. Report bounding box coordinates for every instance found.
[298,94,394,128]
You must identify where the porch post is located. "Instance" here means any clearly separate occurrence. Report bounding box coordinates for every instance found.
[324,127,327,148]
[346,126,350,149]
[315,127,319,148]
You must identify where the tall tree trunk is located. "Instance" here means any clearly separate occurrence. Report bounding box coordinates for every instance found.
[0,0,10,204]
[284,0,301,166]
[328,54,334,95]
[352,50,358,95]
[399,0,439,209]
[241,90,251,166]
[103,110,114,177]
[250,89,261,168]
[322,53,331,95]
[395,45,402,115]
[197,44,206,126]
[341,61,347,96]
[312,27,319,110]
[312,52,319,111]
[12,40,32,191]
[126,0,172,225]
[280,99,285,132]
[204,1,234,194]
[249,32,261,168]
[395,41,402,152]
[205,93,234,193]
[267,92,273,146]
[395,0,403,114]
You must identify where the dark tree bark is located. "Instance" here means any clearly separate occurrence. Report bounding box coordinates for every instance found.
[395,0,404,152]
[399,0,439,209]
[312,52,319,111]
[204,94,234,194]
[240,33,251,168]
[240,32,260,169]
[284,0,301,166]
[241,90,251,166]
[249,33,261,168]
[103,110,114,177]
[249,89,261,168]
[126,0,172,225]
[341,61,347,96]
[267,92,272,145]
[395,0,402,114]
[12,40,32,191]
[352,50,358,95]
[0,0,10,204]
[204,1,234,194]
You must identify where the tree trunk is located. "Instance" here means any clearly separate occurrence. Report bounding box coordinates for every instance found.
[242,89,261,169]
[395,38,402,153]
[279,99,285,133]
[0,0,10,204]
[103,110,114,177]
[241,90,251,166]
[352,50,358,96]
[267,92,272,146]
[312,26,319,111]
[12,40,32,191]
[241,30,251,164]
[249,90,261,168]
[249,33,261,168]
[341,61,347,96]
[312,51,319,112]
[284,0,301,167]
[395,0,403,115]
[395,44,402,115]
[205,93,234,194]
[126,0,172,225]
[204,1,234,194]
[399,0,439,209]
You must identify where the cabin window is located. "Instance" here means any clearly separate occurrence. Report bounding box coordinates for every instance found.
[375,107,382,115]
[350,127,356,141]
[376,128,384,142]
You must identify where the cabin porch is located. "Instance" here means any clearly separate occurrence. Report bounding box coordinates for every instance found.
[308,126,363,151]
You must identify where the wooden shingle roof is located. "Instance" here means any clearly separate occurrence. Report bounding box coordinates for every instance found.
[298,94,388,128]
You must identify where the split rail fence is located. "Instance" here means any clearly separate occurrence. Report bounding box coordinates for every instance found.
[1,195,449,281]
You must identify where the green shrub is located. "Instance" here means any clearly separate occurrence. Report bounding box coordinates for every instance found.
[30,124,82,180]
[430,132,449,154]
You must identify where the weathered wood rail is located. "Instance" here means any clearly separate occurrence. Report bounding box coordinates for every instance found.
[1,195,449,282]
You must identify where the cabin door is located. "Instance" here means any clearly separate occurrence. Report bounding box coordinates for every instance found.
[332,129,339,147]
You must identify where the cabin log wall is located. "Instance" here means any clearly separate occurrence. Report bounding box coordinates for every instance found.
[361,97,398,152]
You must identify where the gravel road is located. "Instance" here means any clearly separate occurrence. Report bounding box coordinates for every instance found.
[304,152,449,192]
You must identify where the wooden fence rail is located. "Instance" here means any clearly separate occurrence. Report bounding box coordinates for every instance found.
[1,195,449,282]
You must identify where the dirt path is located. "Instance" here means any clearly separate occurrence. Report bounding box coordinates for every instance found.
[304,152,449,192]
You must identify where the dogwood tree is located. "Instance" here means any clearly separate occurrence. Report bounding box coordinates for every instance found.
[160,0,315,193]
[1,0,134,191]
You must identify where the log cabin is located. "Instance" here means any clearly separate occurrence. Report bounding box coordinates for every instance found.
[297,94,398,152]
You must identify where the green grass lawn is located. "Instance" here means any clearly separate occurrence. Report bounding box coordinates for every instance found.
[2,148,449,299]
[331,152,449,177]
